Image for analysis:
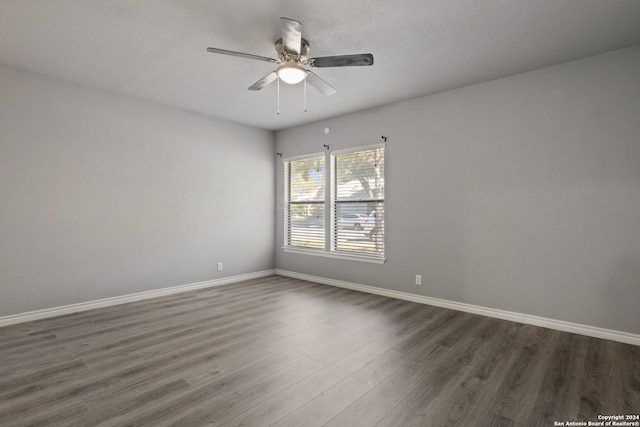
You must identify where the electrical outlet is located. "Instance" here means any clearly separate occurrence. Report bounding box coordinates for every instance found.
[415,275,422,285]
[217,262,223,272]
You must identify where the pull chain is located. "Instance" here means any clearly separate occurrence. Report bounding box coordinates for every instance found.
[304,73,307,112]
[275,74,311,115]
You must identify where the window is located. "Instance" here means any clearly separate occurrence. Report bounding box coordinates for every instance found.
[283,144,385,263]
[284,154,325,249]
[332,145,385,258]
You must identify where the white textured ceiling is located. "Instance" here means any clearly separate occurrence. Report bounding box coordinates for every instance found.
[1,0,640,130]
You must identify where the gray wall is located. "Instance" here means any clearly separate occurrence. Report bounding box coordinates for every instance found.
[275,46,640,335]
[0,65,275,317]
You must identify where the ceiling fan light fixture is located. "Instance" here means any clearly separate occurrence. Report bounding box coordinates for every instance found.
[277,64,307,84]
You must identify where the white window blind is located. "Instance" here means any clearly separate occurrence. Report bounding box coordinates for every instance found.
[284,155,325,250]
[332,146,385,258]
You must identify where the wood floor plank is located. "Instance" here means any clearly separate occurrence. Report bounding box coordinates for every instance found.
[371,323,499,427]
[526,331,584,426]
[163,355,328,427]
[491,325,555,422]
[0,319,287,416]
[222,303,441,426]
[271,349,408,427]
[97,348,308,427]
[0,275,637,427]
[329,363,422,427]
[222,346,389,427]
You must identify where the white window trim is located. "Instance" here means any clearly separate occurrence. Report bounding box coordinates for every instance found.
[283,152,325,163]
[282,246,386,264]
[330,143,385,156]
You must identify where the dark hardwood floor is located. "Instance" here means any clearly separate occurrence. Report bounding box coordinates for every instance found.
[0,275,638,426]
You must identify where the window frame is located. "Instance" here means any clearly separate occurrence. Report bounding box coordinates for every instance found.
[330,143,385,260]
[283,153,326,251]
[282,144,386,264]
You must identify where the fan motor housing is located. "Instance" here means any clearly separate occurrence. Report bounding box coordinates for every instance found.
[275,38,310,60]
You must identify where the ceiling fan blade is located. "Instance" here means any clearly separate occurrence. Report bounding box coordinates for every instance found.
[280,17,302,54]
[248,72,278,91]
[310,53,374,67]
[306,71,336,96]
[207,47,277,63]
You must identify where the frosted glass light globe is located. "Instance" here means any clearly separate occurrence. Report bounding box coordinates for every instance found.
[277,65,307,84]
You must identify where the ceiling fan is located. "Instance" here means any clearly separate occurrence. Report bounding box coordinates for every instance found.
[206,17,374,96]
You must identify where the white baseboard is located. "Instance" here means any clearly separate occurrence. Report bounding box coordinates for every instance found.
[0,270,275,328]
[4,268,637,346]
[275,269,640,346]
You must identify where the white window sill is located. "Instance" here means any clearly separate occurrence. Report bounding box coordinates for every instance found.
[282,247,386,264]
